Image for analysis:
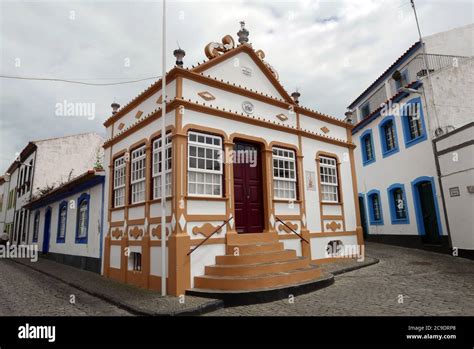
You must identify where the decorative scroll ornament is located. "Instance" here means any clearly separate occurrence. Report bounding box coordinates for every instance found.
[192,223,223,238]
[151,224,171,239]
[204,35,235,59]
[326,221,342,232]
[129,226,144,239]
[111,228,123,239]
[255,49,279,80]
[277,221,299,234]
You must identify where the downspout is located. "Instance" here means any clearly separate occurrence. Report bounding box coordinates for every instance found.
[26,149,38,244]
[99,176,105,272]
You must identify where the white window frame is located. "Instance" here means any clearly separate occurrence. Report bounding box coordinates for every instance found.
[319,156,339,203]
[152,134,172,199]
[113,156,126,207]
[187,131,223,197]
[131,145,146,204]
[384,121,396,150]
[58,206,67,239]
[272,147,297,200]
[33,211,40,241]
[408,103,423,139]
[78,200,88,238]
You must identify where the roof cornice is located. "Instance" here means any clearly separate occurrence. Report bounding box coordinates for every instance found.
[347,41,422,109]
[103,97,355,149]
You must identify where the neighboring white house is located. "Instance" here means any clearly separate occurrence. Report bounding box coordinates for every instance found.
[346,24,473,253]
[0,133,104,246]
[433,123,474,259]
[102,24,363,296]
[25,170,105,273]
[0,163,19,239]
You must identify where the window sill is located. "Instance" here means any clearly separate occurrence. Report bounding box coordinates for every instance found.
[382,147,399,158]
[369,221,384,226]
[111,206,125,211]
[273,198,301,203]
[186,195,227,201]
[405,134,427,148]
[391,219,410,225]
[128,202,145,208]
[362,158,376,166]
[149,197,173,204]
[321,201,343,206]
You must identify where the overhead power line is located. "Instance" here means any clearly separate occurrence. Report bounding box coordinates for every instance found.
[0,75,161,86]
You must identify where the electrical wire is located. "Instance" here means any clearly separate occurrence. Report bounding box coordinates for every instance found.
[0,75,161,86]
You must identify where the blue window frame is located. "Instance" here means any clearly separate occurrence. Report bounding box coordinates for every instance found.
[32,210,40,242]
[401,97,427,148]
[378,115,399,158]
[387,183,409,224]
[360,129,376,166]
[367,189,384,225]
[411,176,443,236]
[76,193,90,244]
[56,201,68,243]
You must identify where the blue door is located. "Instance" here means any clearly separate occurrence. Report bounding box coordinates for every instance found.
[42,208,51,254]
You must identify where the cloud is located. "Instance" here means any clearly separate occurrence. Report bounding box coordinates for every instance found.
[1,0,472,172]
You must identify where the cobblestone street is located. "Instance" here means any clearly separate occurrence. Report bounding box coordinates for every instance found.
[207,242,474,316]
[0,242,473,316]
[0,260,131,316]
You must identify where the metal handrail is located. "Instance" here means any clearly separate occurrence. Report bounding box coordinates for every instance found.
[275,217,309,244]
[187,216,234,256]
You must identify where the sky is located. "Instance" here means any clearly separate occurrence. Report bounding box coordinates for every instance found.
[0,0,473,173]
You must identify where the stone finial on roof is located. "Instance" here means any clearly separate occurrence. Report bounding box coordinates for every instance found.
[111,102,120,114]
[291,90,301,104]
[237,21,249,44]
[173,48,186,67]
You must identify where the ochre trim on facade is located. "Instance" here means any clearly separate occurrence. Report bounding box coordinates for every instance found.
[192,43,294,104]
[309,231,357,238]
[315,151,346,233]
[103,99,354,150]
[103,68,180,127]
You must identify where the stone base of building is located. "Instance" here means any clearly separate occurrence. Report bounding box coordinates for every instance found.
[457,249,474,260]
[365,234,451,254]
[42,252,101,273]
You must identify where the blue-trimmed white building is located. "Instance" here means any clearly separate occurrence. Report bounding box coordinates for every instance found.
[25,170,106,273]
[346,24,473,252]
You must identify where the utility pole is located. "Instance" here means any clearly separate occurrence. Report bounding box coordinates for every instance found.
[410,0,441,134]
[160,0,167,297]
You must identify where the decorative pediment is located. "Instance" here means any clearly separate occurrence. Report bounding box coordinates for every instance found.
[204,35,235,59]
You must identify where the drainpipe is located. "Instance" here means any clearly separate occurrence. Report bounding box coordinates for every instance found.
[99,176,105,271]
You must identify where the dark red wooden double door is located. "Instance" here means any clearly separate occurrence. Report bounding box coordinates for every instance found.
[233,141,265,233]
